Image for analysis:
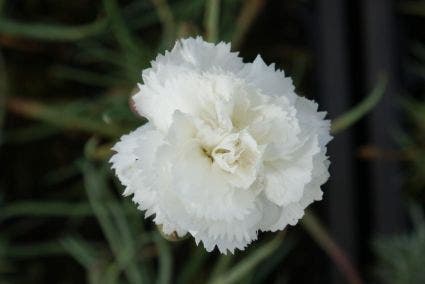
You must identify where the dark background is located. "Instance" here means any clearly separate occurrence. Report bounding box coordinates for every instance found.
[1,0,424,283]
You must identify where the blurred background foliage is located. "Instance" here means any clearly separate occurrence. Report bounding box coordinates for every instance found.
[0,0,424,283]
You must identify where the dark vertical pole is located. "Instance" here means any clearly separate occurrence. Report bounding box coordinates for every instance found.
[316,1,358,283]
[361,0,405,235]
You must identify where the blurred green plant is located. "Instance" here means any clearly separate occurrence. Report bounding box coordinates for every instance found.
[369,4,425,284]
[373,204,425,284]
[331,75,387,134]
[376,8,424,202]
[398,40,425,198]
[0,0,388,283]
[399,97,425,198]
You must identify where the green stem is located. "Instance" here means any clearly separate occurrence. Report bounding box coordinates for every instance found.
[154,233,172,284]
[204,0,220,42]
[232,0,265,49]
[331,75,387,134]
[301,211,363,284]
[0,18,107,41]
[6,97,124,138]
[151,0,176,49]
[102,0,139,54]
[209,232,285,284]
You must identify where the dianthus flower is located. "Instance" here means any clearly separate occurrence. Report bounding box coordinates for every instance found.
[111,37,332,253]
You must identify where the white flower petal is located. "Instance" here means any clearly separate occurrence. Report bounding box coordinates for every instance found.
[111,37,332,254]
[239,55,296,102]
[263,135,320,206]
[110,124,162,191]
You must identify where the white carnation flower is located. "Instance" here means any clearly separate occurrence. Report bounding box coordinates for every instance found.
[110,37,332,253]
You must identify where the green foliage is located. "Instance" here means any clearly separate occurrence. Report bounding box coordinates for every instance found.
[0,1,297,283]
[208,233,290,284]
[373,205,425,284]
[0,17,107,41]
[371,6,425,284]
[331,75,387,134]
[399,41,425,198]
[0,0,387,283]
[400,98,425,197]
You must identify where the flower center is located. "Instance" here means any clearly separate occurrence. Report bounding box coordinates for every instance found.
[201,131,261,188]
[211,134,242,174]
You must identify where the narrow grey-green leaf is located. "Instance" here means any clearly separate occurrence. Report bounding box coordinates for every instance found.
[331,75,387,134]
